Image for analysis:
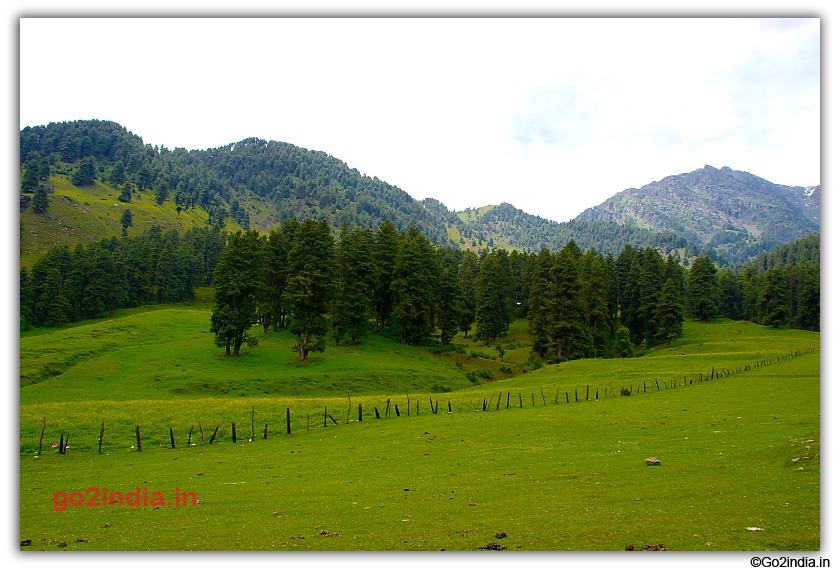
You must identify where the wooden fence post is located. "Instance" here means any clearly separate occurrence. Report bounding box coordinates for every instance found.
[251,407,255,441]
[430,398,435,413]
[541,388,547,405]
[496,393,502,410]
[359,403,363,422]
[188,425,193,446]
[209,426,219,444]
[386,399,391,418]
[198,419,204,443]
[170,427,176,449]
[39,412,46,456]
[531,393,535,406]
[406,389,411,417]
[395,404,401,417]
[375,407,381,419]
[59,432,65,454]
[449,401,453,413]
[347,392,352,424]
[232,423,237,443]
[136,425,142,451]
[324,406,328,428]
[555,389,559,404]
[575,390,579,403]
[287,408,292,434]
[98,421,105,454]
[519,393,523,408]
[506,392,510,409]
[566,392,570,403]
[264,423,269,439]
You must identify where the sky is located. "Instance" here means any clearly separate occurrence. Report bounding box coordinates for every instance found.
[18,16,820,224]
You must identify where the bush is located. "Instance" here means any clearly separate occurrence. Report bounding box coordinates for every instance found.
[430,344,466,355]
[500,365,513,374]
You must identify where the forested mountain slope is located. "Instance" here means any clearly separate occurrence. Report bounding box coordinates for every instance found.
[20,121,818,266]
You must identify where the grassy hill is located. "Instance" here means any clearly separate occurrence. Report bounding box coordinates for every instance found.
[20,175,244,268]
[19,308,819,550]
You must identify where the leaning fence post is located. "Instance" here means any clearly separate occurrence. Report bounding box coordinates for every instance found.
[375,407,381,419]
[59,432,65,455]
[98,421,105,454]
[540,388,547,405]
[209,426,219,444]
[170,427,176,449]
[188,425,193,446]
[430,398,435,413]
[39,412,46,456]
[136,425,142,451]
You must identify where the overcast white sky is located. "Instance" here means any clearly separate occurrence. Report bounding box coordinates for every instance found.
[19,16,820,223]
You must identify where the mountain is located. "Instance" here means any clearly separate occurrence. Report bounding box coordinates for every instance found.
[575,165,820,262]
[20,121,818,267]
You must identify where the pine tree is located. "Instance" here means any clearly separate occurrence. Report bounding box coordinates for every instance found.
[457,249,479,338]
[545,241,593,361]
[261,218,297,333]
[71,157,96,187]
[372,219,400,331]
[283,219,335,360]
[759,268,788,328]
[332,224,375,346]
[32,184,49,213]
[655,278,684,347]
[436,248,467,345]
[527,248,554,358]
[474,248,512,347]
[390,227,436,345]
[210,230,266,356]
[795,261,819,331]
[21,160,39,192]
[688,256,718,321]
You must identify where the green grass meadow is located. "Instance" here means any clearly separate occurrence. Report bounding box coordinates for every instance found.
[19,310,820,551]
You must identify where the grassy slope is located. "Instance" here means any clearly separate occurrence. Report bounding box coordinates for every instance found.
[19,312,820,551]
[20,175,244,268]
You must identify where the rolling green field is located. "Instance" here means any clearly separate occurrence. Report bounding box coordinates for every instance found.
[19,310,820,551]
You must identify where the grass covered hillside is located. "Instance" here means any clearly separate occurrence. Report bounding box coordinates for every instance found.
[19,174,245,268]
[20,306,819,551]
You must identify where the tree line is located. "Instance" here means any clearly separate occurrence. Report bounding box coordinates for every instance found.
[211,218,810,363]
[20,225,227,328]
